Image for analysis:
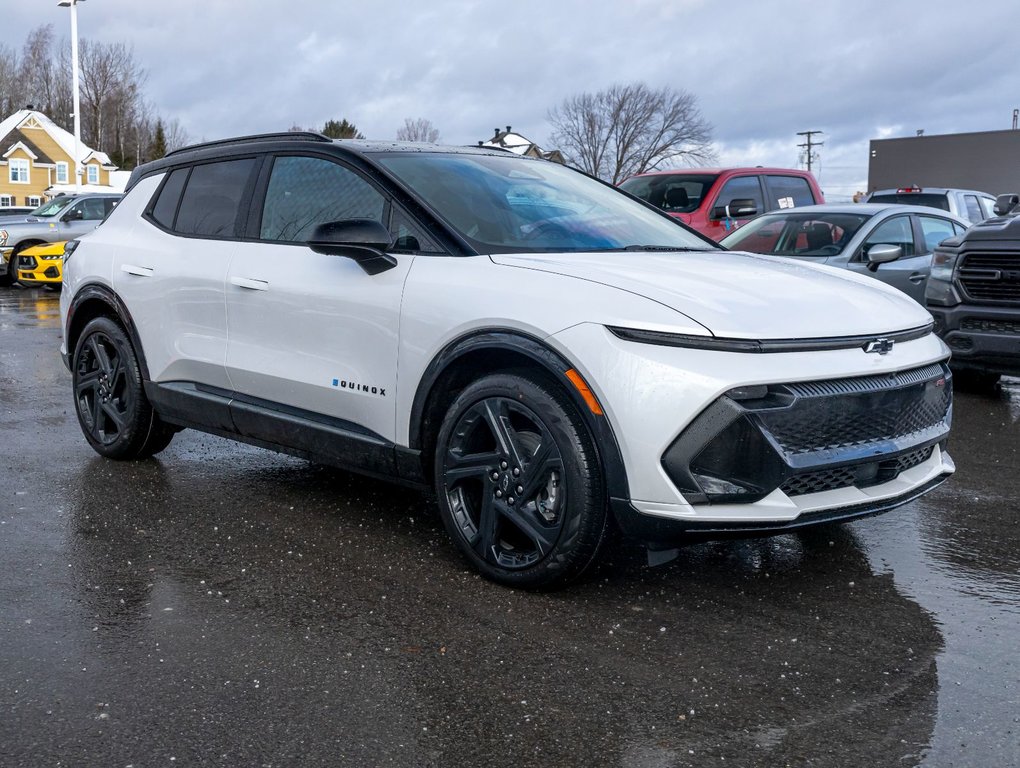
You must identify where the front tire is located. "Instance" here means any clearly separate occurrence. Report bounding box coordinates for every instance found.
[433,372,608,589]
[72,316,176,459]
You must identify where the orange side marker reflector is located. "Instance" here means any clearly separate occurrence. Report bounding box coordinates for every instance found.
[565,369,604,416]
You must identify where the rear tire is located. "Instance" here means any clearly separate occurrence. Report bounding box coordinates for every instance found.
[433,372,608,589]
[72,316,176,459]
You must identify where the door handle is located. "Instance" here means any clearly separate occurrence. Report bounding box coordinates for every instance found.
[230,276,269,291]
[908,273,925,284]
[121,264,154,277]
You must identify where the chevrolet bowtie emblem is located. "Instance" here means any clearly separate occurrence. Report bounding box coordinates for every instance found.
[864,338,895,355]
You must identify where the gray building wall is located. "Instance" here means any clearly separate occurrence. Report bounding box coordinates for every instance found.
[868,129,1020,195]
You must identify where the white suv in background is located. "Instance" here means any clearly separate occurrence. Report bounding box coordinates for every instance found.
[60,133,955,588]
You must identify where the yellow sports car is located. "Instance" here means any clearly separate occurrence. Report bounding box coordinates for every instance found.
[15,240,66,289]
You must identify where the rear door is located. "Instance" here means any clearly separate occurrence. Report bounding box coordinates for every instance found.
[223,153,415,441]
[113,158,258,389]
[764,174,818,211]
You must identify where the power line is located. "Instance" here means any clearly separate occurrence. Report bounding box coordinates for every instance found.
[796,130,824,173]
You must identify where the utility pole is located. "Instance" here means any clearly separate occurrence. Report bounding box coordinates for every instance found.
[796,130,823,174]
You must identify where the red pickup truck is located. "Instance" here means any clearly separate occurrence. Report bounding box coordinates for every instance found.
[619,167,825,241]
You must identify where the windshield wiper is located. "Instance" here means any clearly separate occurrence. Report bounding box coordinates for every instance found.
[619,245,710,252]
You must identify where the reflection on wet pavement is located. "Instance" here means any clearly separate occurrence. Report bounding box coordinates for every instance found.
[1,287,1018,767]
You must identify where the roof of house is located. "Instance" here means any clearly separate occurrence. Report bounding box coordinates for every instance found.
[0,109,115,168]
[0,128,55,165]
[479,125,565,164]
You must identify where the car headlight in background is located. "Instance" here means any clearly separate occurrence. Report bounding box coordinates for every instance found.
[926,249,962,306]
[0,230,7,246]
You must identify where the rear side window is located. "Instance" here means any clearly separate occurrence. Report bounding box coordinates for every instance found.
[151,168,188,228]
[918,216,957,252]
[963,195,982,222]
[175,159,257,237]
[260,156,385,242]
[766,175,815,208]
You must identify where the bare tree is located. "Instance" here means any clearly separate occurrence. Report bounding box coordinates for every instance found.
[19,25,58,115]
[548,83,715,184]
[396,117,440,143]
[0,43,25,117]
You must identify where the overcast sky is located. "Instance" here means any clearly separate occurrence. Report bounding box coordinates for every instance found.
[7,0,1018,200]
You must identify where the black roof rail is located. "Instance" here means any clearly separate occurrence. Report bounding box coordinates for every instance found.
[165,131,331,158]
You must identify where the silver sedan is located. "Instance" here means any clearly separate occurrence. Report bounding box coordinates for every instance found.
[720,203,970,304]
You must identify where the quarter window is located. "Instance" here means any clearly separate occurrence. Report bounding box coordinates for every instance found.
[260,155,385,242]
[150,168,189,229]
[86,164,99,185]
[174,159,257,237]
[9,158,29,183]
[56,162,69,184]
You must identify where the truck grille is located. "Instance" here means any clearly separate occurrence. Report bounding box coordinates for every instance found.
[960,317,1020,335]
[959,252,1020,302]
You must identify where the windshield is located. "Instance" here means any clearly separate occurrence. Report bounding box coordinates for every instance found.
[722,212,872,257]
[377,153,714,253]
[30,197,76,218]
[618,173,718,214]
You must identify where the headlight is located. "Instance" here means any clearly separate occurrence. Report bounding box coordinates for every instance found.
[0,230,7,246]
[62,240,80,264]
[925,249,961,306]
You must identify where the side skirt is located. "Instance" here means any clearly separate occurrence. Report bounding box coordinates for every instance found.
[145,381,427,489]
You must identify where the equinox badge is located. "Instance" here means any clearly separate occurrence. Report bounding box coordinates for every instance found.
[864,338,895,355]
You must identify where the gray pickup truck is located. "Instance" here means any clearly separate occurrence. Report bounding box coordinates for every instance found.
[0,193,121,286]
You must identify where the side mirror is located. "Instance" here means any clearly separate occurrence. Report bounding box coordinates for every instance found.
[62,208,84,222]
[308,219,397,275]
[993,193,1019,216]
[711,198,758,219]
[866,243,902,271]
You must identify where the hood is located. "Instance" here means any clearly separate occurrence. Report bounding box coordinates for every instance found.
[490,250,932,339]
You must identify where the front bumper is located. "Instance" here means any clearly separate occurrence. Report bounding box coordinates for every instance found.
[929,304,1020,375]
[547,323,954,538]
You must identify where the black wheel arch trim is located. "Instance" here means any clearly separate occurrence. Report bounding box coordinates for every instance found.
[408,328,630,502]
[66,283,150,381]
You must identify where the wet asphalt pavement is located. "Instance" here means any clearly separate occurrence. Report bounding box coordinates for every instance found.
[1,287,1018,768]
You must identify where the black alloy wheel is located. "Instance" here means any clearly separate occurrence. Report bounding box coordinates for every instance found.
[434,372,608,589]
[72,316,176,459]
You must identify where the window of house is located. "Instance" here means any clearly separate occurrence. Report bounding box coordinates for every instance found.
[174,159,257,237]
[27,196,41,207]
[56,162,69,184]
[259,155,385,242]
[87,164,99,184]
[10,158,29,183]
[0,195,11,207]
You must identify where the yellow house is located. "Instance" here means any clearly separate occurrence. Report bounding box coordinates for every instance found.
[0,108,119,208]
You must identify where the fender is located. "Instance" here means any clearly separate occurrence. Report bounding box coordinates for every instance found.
[65,282,150,381]
[408,328,630,502]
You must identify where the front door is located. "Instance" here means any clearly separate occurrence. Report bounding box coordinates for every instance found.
[224,154,413,442]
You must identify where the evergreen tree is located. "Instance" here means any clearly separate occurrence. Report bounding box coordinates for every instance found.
[321,118,364,139]
[149,119,167,160]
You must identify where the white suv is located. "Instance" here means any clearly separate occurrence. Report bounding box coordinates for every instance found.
[60,133,955,588]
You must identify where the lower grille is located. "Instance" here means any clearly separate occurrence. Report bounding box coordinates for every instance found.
[780,445,935,497]
[960,317,1020,335]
